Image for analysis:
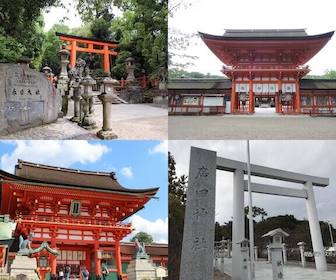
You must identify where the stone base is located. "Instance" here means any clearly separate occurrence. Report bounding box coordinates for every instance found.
[97,129,118,140]
[70,116,80,123]
[126,258,156,280]
[10,255,39,280]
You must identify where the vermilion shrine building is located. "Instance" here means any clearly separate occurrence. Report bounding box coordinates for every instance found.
[169,29,336,115]
[0,160,163,280]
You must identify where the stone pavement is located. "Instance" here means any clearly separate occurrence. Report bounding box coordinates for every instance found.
[222,258,336,280]
[0,103,167,140]
[169,115,336,139]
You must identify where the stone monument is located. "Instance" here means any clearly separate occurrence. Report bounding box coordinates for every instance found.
[0,62,61,135]
[126,240,158,280]
[180,147,217,280]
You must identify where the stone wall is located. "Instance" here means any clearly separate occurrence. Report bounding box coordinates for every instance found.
[0,64,60,135]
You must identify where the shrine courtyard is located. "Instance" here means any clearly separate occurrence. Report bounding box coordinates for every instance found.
[168,114,336,139]
[218,258,336,280]
[1,103,167,140]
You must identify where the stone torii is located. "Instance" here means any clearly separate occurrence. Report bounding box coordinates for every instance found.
[180,147,329,280]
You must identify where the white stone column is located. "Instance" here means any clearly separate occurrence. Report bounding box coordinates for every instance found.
[232,169,245,280]
[270,243,284,280]
[267,245,271,263]
[297,242,306,268]
[282,243,287,264]
[304,181,327,271]
[254,246,258,261]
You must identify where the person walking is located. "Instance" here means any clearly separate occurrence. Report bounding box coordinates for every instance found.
[81,266,89,280]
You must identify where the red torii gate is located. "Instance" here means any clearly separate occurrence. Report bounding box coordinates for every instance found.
[56,32,118,73]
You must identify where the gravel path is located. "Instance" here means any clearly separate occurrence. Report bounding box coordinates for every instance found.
[0,103,167,140]
[169,115,336,139]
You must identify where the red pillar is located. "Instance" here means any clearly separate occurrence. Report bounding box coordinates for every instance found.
[115,240,122,278]
[248,79,254,114]
[94,243,101,278]
[70,40,77,68]
[295,80,301,113]
[103,46,110,73]
[276,79,282,113]
[50,234,57,276]
[230,79,236,113]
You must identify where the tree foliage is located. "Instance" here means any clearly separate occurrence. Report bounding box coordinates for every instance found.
[215,211,336,252]
[0,0,60,67]
[244,206,268,221]
[168,152,187,280]
[169,68,223,79]
[131,232,153,244]
[111,0,167,80]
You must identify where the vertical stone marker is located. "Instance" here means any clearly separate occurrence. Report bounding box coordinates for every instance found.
[180,147,217,280]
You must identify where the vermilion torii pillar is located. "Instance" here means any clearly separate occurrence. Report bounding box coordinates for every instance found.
[56,32,118,73]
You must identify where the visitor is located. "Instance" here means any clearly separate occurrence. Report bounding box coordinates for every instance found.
[58,267,64,280]
[65,265,71,280]
[81,266,89,280]
[101,261,109,280]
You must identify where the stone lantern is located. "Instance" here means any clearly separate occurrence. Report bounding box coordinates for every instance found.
[125,57,136,83]
[96,77,119,139]
[80,71,97,129]
[58,44,70,80]
[297,241,306,268]
[262,228,289,280]
[58,45,70,116]
[237,239,250,280]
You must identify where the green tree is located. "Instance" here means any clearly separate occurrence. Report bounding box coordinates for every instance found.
[169,152,187,280]
[41,24,71,74]
[323,70,336,79]
[111,0,167,81]
[0,0,60,67]
[244,206,268,221]
[131,232,153,244]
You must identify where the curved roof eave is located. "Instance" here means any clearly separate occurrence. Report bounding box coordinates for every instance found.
[0,169,159,196]
[198,31,335,41]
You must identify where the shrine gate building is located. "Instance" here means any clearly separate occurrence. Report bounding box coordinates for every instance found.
[0,160,161,280]
[169,29,336,115]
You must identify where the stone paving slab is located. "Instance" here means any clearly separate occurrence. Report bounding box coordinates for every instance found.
[0,103,167,140]
[222,258,336,280]
[168,115,336,140]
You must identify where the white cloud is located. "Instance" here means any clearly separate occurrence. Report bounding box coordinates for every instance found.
[0,140,110,173]
[169,140,336,225]
[149,140,168,156]
[121,166,134,179]
[126,215,168,244]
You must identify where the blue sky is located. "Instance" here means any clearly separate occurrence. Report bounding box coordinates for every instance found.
[0,140,168,243]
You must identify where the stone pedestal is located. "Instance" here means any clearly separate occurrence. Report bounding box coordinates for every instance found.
[126,258,156,280]
[10,255,39,280]
[96,78,118,140]
[297,242,306,268]
[71,86,82,123]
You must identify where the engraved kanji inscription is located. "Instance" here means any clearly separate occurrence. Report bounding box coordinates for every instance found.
[193,208,208,221]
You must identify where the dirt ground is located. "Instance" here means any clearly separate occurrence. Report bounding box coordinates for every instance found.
[214,270,231,280]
